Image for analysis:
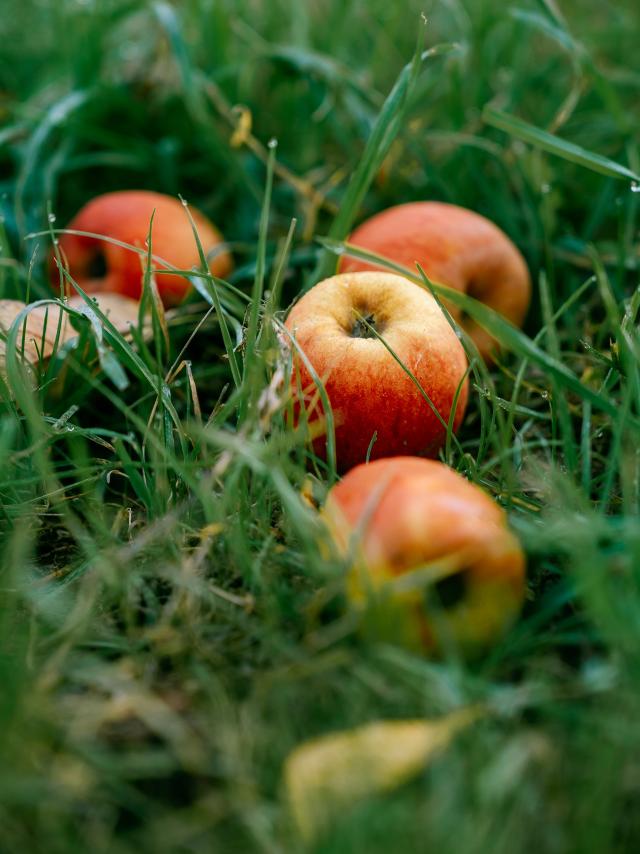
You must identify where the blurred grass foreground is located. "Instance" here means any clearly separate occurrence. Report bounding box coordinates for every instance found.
[1,1,640,852]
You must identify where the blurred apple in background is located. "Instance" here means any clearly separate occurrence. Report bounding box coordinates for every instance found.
[339,201,531,359]
[50,190,232,307]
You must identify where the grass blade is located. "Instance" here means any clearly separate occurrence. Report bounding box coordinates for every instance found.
[483,106,640,182]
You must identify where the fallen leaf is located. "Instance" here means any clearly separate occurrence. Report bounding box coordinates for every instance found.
[284,706,482,842]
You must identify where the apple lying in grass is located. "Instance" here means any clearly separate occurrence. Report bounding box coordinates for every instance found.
[339,202,531,359]
[0,294,141,376]
[50,190,232,307]
[285,271,468,473]
[324,456,526,655]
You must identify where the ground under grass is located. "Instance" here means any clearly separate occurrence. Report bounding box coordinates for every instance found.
[1,1,640,851]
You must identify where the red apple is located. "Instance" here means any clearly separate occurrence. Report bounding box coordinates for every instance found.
[51,190,232,307]
[285,271,468,472]
[324,456,526,654]
[339,202,531,358]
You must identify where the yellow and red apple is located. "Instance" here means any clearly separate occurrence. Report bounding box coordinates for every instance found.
[51,190,232,307]
[324,456,526,655]
[285,271,468,473]
[0,293,141,378]
[339,201,531,358]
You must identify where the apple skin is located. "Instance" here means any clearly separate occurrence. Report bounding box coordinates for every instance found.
[323,456,526,655]
[51,190,232,307]
[338,201,531,359]
[285,271,468,473]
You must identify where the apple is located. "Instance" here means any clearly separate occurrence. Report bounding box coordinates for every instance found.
[323,456,526,655]
[51,190,232,307]
[339,201,531,359]
[285,271,468,473]
[0,294,141,375]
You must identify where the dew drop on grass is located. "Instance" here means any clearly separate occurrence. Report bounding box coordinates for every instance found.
[181,197,189,207]
[541,183,551,194]
[631,182,640,194]
[48,213,56,223]
[268,137,278,149]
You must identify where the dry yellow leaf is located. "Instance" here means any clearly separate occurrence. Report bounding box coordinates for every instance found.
[284,706,482,842]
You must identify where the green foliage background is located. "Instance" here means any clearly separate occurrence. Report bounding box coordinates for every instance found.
[1,0,640,851]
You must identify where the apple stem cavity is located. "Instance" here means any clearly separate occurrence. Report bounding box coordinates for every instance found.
[351,312,378,339]
[431,570,469,609]
[87,250,108,280]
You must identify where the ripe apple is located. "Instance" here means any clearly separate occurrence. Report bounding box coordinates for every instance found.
[285,271,468,473]
[1,294,141,375]
[323,456,526,655]
[51,190,232,307]
[339,201,531,359]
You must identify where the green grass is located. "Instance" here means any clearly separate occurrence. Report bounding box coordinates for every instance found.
[2,0,640,850]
